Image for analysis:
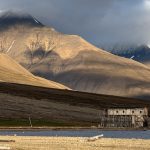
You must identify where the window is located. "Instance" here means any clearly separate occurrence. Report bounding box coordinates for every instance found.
[116,111,118,113]
[132,111,134,114]
[140,111,142,114]
[123,110,125,113]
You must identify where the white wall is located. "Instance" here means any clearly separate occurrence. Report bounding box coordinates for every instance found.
[107,108,148,116]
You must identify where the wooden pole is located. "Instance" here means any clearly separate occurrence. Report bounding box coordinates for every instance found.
[29,116,33,128]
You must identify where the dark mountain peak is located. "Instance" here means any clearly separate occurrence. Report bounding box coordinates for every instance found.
[0,10,31,18]
[109,44,150,63]
[0,10,44,29]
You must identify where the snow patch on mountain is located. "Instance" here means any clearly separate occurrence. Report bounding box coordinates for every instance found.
[33,18,40,24]
[147,44,150,48]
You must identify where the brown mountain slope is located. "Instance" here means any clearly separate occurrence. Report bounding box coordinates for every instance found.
[0,14,150,99]
[0,53,69,89]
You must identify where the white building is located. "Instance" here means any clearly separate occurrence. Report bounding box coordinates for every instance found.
[99,107,149,128]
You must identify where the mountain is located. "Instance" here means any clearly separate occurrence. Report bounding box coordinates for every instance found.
[0,11,150,99]
[0,53,69,89]
[0,10,43,30]
[110,45,150,67]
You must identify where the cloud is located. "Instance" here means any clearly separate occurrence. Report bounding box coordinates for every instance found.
[0,0,150,48]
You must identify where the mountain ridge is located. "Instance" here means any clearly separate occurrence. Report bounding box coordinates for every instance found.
[109,44,150,67]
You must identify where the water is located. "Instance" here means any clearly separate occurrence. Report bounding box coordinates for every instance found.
[0,130,150,139]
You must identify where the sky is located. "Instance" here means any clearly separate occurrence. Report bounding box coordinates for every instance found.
[0,0,150,48]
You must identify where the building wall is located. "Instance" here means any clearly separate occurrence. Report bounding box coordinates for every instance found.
[99,108,148,128]
[107,108,148,116]
[99,115,133,128]
[146,117,150,128]
[99,115,145,128]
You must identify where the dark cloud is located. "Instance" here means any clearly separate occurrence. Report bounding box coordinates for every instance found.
[0,0,149,47]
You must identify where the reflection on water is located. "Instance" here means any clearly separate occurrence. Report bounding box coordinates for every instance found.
[0,130,149,139]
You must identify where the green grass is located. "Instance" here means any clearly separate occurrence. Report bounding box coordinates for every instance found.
[0,119,78,127]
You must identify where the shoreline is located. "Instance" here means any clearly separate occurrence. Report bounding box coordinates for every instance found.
[0,126,149,131]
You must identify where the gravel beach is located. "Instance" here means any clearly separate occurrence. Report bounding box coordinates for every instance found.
[0,136,150,150]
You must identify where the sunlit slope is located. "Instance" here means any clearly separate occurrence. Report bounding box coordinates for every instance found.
[0,53,69,89]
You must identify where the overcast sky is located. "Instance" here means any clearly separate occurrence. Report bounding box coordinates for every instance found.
[0,0,150,47]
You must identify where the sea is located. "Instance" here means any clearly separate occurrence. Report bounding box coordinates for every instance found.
[0,129,149,139]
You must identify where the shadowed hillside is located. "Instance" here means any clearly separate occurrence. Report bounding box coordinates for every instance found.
[0,82,149,126]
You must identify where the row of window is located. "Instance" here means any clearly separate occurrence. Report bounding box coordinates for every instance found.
[115,110,143,114]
